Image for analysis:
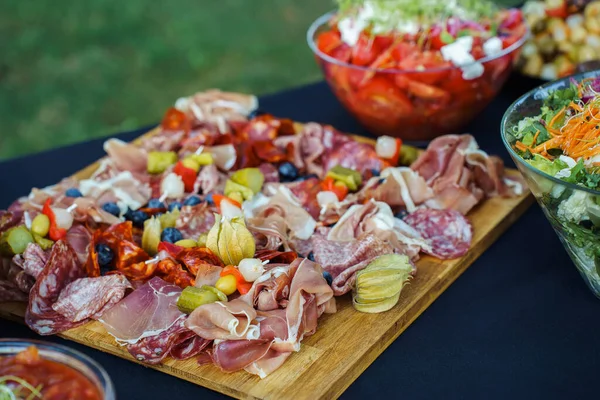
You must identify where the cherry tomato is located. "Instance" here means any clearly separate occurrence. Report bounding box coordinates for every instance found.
[545,0,568,18]
[161,107,190,134]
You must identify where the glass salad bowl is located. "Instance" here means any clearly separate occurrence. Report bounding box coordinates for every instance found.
[501,71,600,298]
[308,11,529,141]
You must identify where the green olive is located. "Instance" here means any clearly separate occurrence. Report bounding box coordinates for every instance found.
[31,214,50,237]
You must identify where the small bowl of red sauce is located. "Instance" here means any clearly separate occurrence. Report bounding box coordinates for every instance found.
[307,1,529,141]
[0,339,114,400]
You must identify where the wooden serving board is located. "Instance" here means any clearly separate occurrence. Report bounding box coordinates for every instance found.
[0,128,533,400]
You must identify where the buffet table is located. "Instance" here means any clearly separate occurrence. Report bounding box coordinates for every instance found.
[1,75,598,399]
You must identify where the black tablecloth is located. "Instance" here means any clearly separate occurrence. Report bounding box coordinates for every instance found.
[2,76,599,400]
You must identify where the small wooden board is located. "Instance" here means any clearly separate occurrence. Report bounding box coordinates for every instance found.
[0,129,533,399]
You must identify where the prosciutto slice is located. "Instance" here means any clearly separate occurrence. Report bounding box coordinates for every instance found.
[312,234,393,295]
[103,138,148,175]
[372,167,434,212]
[411,134,522,215]
[327,200,429,259]
[249,186,316,241]
[185,299,260,341]
[52,274,132,322]
[98,277,184,344]
[207,259,333,378]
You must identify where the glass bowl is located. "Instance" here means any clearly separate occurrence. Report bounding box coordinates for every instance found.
[0,338,115,399]
[501,70,600,298]
[308,11,529,141]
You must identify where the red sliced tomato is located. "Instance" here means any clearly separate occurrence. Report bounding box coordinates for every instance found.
[355,76,414,122]
[317,31,342,56]
[352,33,378,66]
[390,42,418,62]
[398,51,451,85]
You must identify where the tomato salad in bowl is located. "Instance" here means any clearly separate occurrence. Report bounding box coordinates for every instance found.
[308,0,529,141]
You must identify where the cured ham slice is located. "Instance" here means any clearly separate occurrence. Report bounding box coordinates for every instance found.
[193,164,224,195]
[66,224,92,264]
[280,258,335,350]
[372,167,434,212]
[249,186,316,241]
[239,265,293,311]
[411,134,522,215]
[327,200,429,259]
[52,275,132,322]
[79,170,152,212]
[207,259,333,378]
[25,241,88,335]
[185,299,260,340]
[98,277,184,344]
[103,138,148,175]
[175,89,258,127]
[312,234,393,295]
[170,332,211,360]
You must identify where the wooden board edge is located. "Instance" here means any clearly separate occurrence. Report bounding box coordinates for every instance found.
[314,193,534,400]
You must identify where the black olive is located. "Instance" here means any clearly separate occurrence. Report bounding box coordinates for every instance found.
[307,251,315,262]
[296,173,319,182]
[394,209,409,219]
[278,162,299,182]
[323,271,333,286]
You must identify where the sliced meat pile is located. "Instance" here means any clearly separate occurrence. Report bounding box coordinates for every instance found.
[186,258,335,378]
[411,134,524,214]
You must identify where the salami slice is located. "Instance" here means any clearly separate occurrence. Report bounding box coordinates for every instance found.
[0,280,28,302]
[126,316,188,365]
[403,208,472,260]
[52,274,132,322]
[25,240,88,335]
[170,331,211,360]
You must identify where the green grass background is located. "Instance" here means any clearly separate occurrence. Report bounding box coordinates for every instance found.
[1,0,517,160]
[0,0,331,160]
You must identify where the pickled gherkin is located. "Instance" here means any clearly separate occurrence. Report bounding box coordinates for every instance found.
[0,226,34,256]
[326,165,362,191]
[230,168,264,194]
[177,285,227,314]
[32,233,54,250]
[147,151,178,174]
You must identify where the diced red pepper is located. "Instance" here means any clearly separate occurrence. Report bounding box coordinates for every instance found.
[212,194,242,209]
[220,265,252,294]
[173,161,197,193]
[321,177,349,201]
[42,198,67,241]
[161,107,191,135]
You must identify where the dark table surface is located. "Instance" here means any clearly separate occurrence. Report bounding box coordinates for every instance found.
[2,76,600,400]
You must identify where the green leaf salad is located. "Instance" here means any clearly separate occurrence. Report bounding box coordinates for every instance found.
[509,76,600,288]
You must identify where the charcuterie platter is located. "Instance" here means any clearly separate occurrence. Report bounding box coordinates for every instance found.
[0,90,532,399]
